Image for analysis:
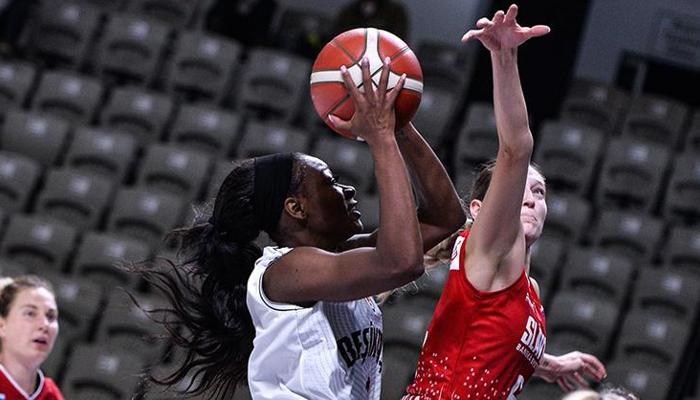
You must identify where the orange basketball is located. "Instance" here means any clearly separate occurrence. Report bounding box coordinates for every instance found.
[310,28,423,140]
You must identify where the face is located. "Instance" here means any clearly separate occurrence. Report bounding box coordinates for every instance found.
[521,167,547,246]
[0,287,59,369]
[469,166,547,247]
[296,156,363,243]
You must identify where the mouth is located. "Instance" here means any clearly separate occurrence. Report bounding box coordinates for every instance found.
[32,337,49,346]
[347,201,362,219]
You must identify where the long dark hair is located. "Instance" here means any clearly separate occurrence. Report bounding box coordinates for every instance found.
[133,154,303,398]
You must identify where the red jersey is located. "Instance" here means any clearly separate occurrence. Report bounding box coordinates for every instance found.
[404,230,547,400]
[0,365,64,400]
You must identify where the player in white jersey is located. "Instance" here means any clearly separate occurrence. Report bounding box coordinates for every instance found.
[133,57,465,398]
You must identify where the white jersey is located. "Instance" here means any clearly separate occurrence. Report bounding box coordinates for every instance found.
[247,246,383,400]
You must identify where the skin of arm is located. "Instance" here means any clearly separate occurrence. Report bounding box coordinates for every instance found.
[264,57,425,303]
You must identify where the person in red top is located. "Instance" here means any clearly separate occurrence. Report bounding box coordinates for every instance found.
[404,4,607,399]
[0,276,63,400]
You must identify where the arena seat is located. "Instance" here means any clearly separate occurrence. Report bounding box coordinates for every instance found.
[411,86,459,148]
[0,60,37,118]
[24,0,101,68]
[0,110,71,167]
[559,246,634,305]
[605,359,671,400]
[206,159,235,199]
[63,126,138,183]
[663,225,700,277]
[684,109,700,153]
[165,31,242,103]
[0,214,78,273]
[663,152,700,226]
[169,103,242,157]
[136,143,211,201]
[621,94,690,149]
[95,289,169,364]
[311,135,374,193]
[106,187,186,248]
[41,269,103,344]
[31,70,104,125]
[127,0,203,29]
[546,292,619,358]
[529,234,566,303]
[381,344,420,400]
[99,86,175,145]
[34,167,115,231]
[596,137,670,212]
[237,120,312,159]
[383,295,436,348]
[72,231,151,292]
[233,48,310,122]
[93,13,171,85]
[356,191,379,233]
[542,193,591,245]
[416,39,474,95]
[455,102,498,169]
[533,120,605,196]
[0,150,42,213]
[590,209,664,264]
[0,257,28,277]
[631,267,700,323]
[61,343,146,399]
[560,79,628,133]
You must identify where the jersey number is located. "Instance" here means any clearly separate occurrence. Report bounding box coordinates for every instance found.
[507,375,524,400]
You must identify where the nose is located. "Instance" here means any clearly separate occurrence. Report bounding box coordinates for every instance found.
[523,188,535,208]
[341,184,356,200]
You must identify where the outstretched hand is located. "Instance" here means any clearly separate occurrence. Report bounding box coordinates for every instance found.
[461,4,550,52]
[536,351,607,392]
[328,56,406,143]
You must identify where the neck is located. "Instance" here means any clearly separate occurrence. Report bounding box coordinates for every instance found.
[524,246,532,275]
[0,355,39,395]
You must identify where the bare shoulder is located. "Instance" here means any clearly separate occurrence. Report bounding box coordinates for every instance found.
[529,276,540,298]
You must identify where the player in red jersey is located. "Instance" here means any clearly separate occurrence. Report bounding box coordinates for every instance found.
[0,276,63,400]
[404,5,607,399]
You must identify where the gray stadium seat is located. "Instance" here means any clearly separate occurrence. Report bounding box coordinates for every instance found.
[663,225,700,276]
[25,0,101,68]
[0,150,42,213]
[206,159,235,199]
[542,194,591,244]
[560,79,628,133]
[237,120,312,159]
[411,86,458,147]
[455,102,498,169]
[233,48,311,122]
[684,109,700,153]
[663,152,700,225]
[72,231,151,292]
[0,109,71,167]
[595,137,670,212]
[0,60,37,117]
[62,343,146,400]
[381,344,420,400]
[63,126,138,183]
[0,214,78,273]
[533,120,605,196]
[357,191,379,234]
[631,267,700,323]
[590,210,664,264]
[94,13,170,85]
[31,70,104,125]
[605,360,671,400]
[34,168,115,231]
[621,94,690,149]
[0,257,28,277]
[168,104,242,157]
[136,143,211,201]
[106,187,186,248]
[95,289,169,363]
[312,136,374,193]
[166,31,242,103]
[416,39,474,95]
[100,86,175,145]
[127,0,202,28]
[383,295,436,348]
[559,246,634,305]
[528,234,566,303]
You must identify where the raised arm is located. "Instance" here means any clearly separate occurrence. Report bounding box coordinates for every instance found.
[264,57,424,303]
[342,122,466,253]
[461,5,549,290]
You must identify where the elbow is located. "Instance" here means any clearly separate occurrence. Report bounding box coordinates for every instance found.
[390,252,425,283]
[500,130,534,159]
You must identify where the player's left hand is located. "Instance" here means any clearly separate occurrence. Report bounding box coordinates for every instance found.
[461,4,550,52]
[535,351,607,392]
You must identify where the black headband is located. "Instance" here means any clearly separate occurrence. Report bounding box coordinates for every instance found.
[253,153,294,232]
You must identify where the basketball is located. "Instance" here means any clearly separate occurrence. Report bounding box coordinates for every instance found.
[310,28,423,140]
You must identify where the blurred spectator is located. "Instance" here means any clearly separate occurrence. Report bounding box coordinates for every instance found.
[204,0,278,47]
[333,0,410,41]
[0,275,63,399]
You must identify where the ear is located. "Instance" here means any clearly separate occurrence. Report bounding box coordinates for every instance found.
[283,196,307,221]
[469,199,482,220]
